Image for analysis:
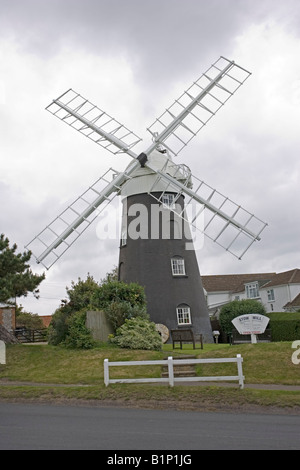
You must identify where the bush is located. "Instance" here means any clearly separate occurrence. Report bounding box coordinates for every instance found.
[47,304,73,346]
[104,301,149,331]
[48,274,148,348]
[219,299,266,335]
[110,318,162,350]
[267,312,300,341]
[16,308,44,329]
[63,310,95,349]
[91,280,146,310]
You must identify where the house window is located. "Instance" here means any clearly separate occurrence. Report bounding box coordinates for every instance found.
[176,305,191,325]
[171,257,185,275]
[267,289,275,302]
[162,193,175,209]
[246,283,259,299]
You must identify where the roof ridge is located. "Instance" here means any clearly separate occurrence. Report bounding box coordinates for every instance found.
[289,268,300,283]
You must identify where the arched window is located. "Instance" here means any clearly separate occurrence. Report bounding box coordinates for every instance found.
[176,304,191,325]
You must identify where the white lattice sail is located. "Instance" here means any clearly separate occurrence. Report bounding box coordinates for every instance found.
[147,57,251,157]
[46,89,142,155]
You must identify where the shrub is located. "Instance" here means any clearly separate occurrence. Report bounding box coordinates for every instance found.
[267,312,300,341]
[63,310,95,349]
[47,304,73,346]
[219,299,266,335]
[104,301,149,331]
[91,280,146,310]
[48,274,148,348]
[16,307,44,329]
[110,318,162,350]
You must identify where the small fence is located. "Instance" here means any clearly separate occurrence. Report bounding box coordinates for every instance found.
[14,328,48,343]
[104,354,244,389]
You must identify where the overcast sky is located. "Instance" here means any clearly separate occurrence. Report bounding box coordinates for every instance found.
[0,0,299,315]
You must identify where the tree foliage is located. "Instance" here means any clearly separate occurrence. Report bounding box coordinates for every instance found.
[0,234,45,303]
[91,280,146,310]
[48,271,148,349]
[104,301,148,331]
[64,273,100,311]
[16,305,44,329]
[63,310,96,349]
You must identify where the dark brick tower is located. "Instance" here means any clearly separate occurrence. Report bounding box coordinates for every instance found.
[118,149,213,342]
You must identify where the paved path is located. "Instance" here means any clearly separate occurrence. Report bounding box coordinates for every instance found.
[1,402,300,450]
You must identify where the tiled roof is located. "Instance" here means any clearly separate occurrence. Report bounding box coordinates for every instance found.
[283,292,300,309]
[202,273,276,293]
[261,269,300,288]
[202,269,300,293]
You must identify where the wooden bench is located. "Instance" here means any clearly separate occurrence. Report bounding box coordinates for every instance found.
[171,329,203,349]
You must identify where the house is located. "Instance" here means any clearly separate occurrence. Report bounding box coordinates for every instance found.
[283,293,300,312]
[201,269,300,316]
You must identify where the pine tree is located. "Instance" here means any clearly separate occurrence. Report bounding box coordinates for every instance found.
[0,233,45,304]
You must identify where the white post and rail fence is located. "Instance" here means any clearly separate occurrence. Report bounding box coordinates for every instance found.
[104,354,244,389]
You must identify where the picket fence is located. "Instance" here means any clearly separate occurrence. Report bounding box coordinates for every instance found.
[104,354,244,389]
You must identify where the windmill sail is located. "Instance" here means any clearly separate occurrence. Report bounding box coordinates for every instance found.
[147,56,251,157]
[147,159,267,259]
[26,56,266,269]
[25,169,125,268]
[46,89,142,156]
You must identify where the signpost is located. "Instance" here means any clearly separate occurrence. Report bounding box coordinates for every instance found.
[232,313,269,344]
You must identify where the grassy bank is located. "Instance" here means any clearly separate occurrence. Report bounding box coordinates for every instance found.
[0,342,300,412]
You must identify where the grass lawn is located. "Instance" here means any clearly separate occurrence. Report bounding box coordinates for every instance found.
[0,341,300,412]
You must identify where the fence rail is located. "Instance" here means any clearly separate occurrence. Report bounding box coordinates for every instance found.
[14,328,47,343]
[104,354,244,389]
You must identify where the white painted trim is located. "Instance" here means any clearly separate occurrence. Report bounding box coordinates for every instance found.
[104,355,244,389]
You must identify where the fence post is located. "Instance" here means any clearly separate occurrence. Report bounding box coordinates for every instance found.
[0,341,5,365]
[236,354,244,389]
[168,356,174,387]
[104,359,109,387]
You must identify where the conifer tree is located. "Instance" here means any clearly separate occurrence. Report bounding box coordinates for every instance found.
[0,233,45,303]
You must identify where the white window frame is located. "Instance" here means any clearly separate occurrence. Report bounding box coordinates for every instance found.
[162,193,176,209]
[121,230,127,246]
[176,306,191,325]
[171,257,185,276]
[267,289,275,302]
[245,282,259,299]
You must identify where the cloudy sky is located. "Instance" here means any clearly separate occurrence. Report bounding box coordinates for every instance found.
[0,0,299,315]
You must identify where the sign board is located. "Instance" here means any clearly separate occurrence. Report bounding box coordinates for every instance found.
[232,314,269,343]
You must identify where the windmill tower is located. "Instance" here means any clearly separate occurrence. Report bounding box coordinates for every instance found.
[26,57,267,342]
[118,148,213,339]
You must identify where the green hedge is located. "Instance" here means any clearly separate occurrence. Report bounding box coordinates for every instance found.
[267,312,300,341]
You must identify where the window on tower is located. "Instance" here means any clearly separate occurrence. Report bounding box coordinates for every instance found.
[171,257,186,276]
[162,193,176,209]
[176,305,191,325]
[121,229,127,246]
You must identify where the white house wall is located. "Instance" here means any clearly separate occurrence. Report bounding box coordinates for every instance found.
[206,283,300,314]
[289,284,300,303]
[206,292,231,313]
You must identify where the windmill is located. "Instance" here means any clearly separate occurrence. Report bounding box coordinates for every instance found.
[26,57,267,342]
